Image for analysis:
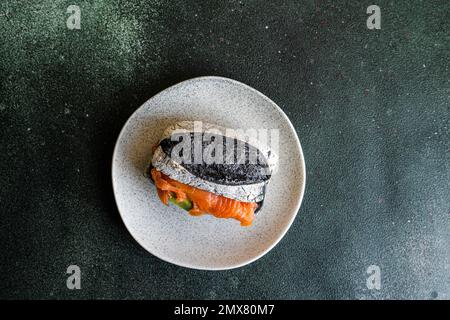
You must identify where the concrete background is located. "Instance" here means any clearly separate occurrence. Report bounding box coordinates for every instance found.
[0,0,449,299]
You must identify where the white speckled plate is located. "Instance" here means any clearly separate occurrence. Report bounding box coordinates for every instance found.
[112,76,305,270]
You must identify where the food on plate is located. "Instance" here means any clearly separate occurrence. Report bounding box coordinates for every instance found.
[148,121,277,226]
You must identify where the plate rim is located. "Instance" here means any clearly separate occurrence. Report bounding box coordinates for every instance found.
[111,75,306,270]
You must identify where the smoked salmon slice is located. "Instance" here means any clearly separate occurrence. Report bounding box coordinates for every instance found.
[151,168,257,226]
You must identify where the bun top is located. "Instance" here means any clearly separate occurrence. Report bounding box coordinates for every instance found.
[151,121,277,202]
[159,133,271,185]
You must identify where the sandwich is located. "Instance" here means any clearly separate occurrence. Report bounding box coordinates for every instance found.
[148,121,277,226]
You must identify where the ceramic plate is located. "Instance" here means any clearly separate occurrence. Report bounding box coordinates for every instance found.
[112,76,306,270]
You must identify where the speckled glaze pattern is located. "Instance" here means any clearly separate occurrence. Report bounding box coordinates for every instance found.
[112,76,306,270]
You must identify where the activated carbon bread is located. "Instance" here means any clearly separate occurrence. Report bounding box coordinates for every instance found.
[151,121,277,203]
[159,133,271,186]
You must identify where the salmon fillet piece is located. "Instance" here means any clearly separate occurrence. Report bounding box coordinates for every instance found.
[151,168,257,226]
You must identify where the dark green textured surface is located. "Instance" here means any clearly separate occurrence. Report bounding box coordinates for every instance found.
[0,0,449,299]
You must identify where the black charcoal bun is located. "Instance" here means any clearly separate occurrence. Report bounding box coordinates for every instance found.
[151,121,277,205]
